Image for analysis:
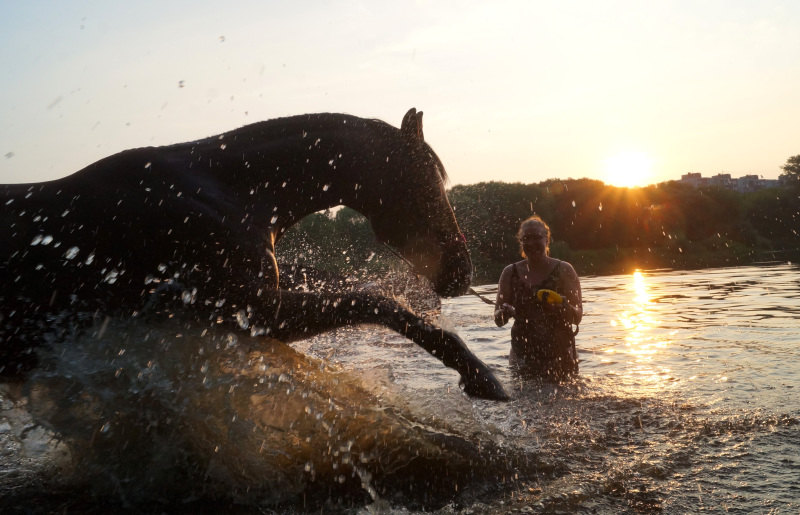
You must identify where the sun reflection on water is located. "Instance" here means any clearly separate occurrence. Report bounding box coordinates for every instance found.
[606,270,673,391]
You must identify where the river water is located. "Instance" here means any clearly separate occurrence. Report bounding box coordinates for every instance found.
[1,263,799,513]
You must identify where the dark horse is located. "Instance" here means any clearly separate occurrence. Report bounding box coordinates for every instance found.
[1,108,507,400]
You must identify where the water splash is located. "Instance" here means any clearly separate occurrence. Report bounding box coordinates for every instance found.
[3,316,529,511]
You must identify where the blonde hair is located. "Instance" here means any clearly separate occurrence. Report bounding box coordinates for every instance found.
[517,215,551,257]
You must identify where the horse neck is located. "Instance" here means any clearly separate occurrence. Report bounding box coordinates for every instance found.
[191,115,396,232]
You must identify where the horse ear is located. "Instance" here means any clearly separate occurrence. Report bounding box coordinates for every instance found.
[401,108,424,142]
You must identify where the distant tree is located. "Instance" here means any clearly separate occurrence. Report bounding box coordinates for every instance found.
[745,188,799,244]
[780,155,800,186]
[448,181,550,283]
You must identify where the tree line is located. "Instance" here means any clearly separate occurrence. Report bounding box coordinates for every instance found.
[278,158,800,286]
[449,177,798,282]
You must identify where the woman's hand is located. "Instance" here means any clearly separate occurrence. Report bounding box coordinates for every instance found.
[494,303,515,326]
[544,300,577,325]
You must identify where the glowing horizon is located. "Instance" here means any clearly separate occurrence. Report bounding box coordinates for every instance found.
[603,150,655,188]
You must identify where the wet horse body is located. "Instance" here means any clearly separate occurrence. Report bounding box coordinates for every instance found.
[1,109,507,399]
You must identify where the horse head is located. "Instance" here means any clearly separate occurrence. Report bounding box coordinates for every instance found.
[364,109,472,297]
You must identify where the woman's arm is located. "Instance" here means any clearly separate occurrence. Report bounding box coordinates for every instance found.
[560,261,583,325]
[494,264,516,326]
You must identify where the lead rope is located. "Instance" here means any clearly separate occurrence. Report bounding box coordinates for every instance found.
[469,288,496,306]
[381,243,418,275]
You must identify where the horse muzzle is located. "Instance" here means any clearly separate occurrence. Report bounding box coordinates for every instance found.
[431,237,472,297]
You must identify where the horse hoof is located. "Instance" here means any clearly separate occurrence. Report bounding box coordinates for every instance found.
[460,373,509,401]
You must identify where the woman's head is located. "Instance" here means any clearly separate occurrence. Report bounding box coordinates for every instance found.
[517,215,551,258]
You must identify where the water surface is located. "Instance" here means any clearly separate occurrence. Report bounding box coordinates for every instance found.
[301,263,800,512]
[1,264,798,513]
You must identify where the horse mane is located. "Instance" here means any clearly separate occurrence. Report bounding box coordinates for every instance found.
[428,148,449,185]
[194,112,449,184]
[367,115,450,184]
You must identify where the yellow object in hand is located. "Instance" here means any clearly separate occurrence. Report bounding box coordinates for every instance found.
[536,289,564,305]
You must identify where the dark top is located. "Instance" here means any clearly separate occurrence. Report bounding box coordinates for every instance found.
[509,261,578,379]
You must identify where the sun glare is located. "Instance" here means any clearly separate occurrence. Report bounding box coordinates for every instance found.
[604,151,654,188]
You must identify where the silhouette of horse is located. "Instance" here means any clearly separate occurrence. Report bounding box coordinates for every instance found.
[1,108,508,400]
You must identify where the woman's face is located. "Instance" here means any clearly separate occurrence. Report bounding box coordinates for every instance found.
[519,222,549,258]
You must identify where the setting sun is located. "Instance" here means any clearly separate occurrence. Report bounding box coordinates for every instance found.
[603,151,654,188]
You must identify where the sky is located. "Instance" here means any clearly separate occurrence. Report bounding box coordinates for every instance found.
[2,0,799,188]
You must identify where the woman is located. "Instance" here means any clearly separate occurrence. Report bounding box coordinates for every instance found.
[494,215,583,380]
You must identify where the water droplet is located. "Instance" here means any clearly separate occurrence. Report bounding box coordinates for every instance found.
[157,263,167,273]
[224,333,238,348]
[235,310,249,330]
[64,246,80,260]
[572,200,576,208]
[182,288,197,304]
[328,159,334,166]
[30,234,43,246]
[270,215,278,224]
[144,162,152,169]
[322,184,330,191]
[100,422,111,434]
[103,269,119,284]
[85,253,95,265]
[61,209,70,217]
[220,143,227,150]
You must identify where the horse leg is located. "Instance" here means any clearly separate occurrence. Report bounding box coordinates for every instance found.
[262,290,508,401]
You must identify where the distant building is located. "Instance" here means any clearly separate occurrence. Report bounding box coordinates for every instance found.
[737,175,760,192]
[679,172,780,192]
[710,173,732,189]
[680,173,706,188]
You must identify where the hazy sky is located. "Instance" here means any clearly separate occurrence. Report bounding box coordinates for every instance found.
[2,1,799,187]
